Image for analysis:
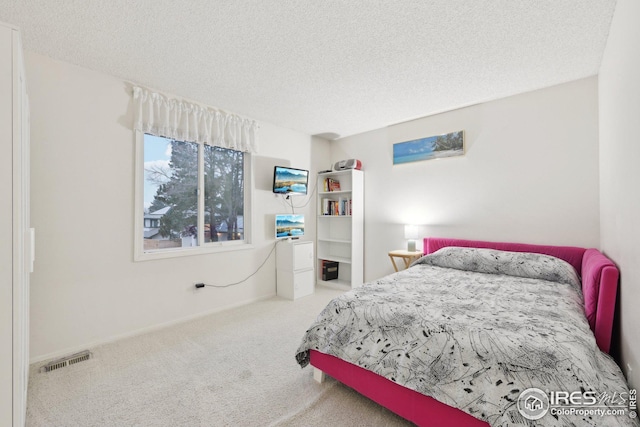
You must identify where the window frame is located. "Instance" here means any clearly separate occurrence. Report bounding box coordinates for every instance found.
[134,131,253,261]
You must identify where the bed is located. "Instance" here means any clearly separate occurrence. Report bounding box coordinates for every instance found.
[296,238,635,426]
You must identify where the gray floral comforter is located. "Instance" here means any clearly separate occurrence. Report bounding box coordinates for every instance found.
[296,248,637,426]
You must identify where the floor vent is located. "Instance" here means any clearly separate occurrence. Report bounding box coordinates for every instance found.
[40,350,92,373]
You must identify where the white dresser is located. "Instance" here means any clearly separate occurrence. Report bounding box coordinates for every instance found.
[276,240,314,300]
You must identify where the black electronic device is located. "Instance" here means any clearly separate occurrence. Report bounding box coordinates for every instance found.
[322,261,339,281]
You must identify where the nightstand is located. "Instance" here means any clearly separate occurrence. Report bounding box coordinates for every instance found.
[388,249,423,272]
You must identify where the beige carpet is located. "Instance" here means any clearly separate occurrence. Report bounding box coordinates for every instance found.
[26,287,412,426]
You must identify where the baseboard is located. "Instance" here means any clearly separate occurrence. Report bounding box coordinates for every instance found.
[30,292,276,364]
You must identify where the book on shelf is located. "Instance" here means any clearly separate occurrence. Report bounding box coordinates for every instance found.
[321,260,339,281]
[321,198,352,215]
[321,198,335,215]
[338,198,346,216]
[323,177,341,192]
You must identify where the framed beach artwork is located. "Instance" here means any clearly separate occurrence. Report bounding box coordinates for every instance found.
[393,130,464,165]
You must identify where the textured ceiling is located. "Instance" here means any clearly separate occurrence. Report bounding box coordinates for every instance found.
[0,1,617,139]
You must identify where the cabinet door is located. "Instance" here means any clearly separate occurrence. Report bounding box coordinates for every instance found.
[294,269,314,299]
[293,242,314,271]
[0,24,12,425]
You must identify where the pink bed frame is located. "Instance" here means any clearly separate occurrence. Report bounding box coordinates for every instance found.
[310,237,619,427]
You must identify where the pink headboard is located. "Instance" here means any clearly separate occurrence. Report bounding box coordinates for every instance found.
[423,238,619,354]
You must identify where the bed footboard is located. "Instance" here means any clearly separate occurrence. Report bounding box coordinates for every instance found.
[309,350,488,427]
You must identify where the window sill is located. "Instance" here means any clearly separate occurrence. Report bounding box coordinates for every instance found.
[135,242,255,262]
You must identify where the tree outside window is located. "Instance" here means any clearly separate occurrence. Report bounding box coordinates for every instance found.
[142,134,245,251]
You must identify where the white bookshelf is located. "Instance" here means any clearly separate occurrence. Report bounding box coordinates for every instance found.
[316,169,363,290]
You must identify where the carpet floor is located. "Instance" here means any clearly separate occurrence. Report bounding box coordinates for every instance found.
[26,287,412,426]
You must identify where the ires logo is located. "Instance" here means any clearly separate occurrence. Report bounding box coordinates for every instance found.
[518,388,636,421]
[550,391,597,406]
[518,388,549,420]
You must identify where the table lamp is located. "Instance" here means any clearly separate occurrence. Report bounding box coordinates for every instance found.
[404,225,419,252]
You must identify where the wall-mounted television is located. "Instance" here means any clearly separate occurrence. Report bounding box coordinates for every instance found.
[275,214,305,239]
[273,166,309,195]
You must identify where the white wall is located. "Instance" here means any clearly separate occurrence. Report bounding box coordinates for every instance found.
[599,0,640,388]
[26,52,329,361]
[331,77,600,282]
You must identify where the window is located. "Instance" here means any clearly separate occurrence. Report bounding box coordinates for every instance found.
[203,144,245,243]
[132,85,257,260]
[137,133,250,259]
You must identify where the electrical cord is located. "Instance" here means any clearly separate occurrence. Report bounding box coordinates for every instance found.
[280,194,295,214]
[198,170,319,289]
[195,240,281,289]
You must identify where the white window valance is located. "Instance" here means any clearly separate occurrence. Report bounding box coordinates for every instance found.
[133,86,258,153]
